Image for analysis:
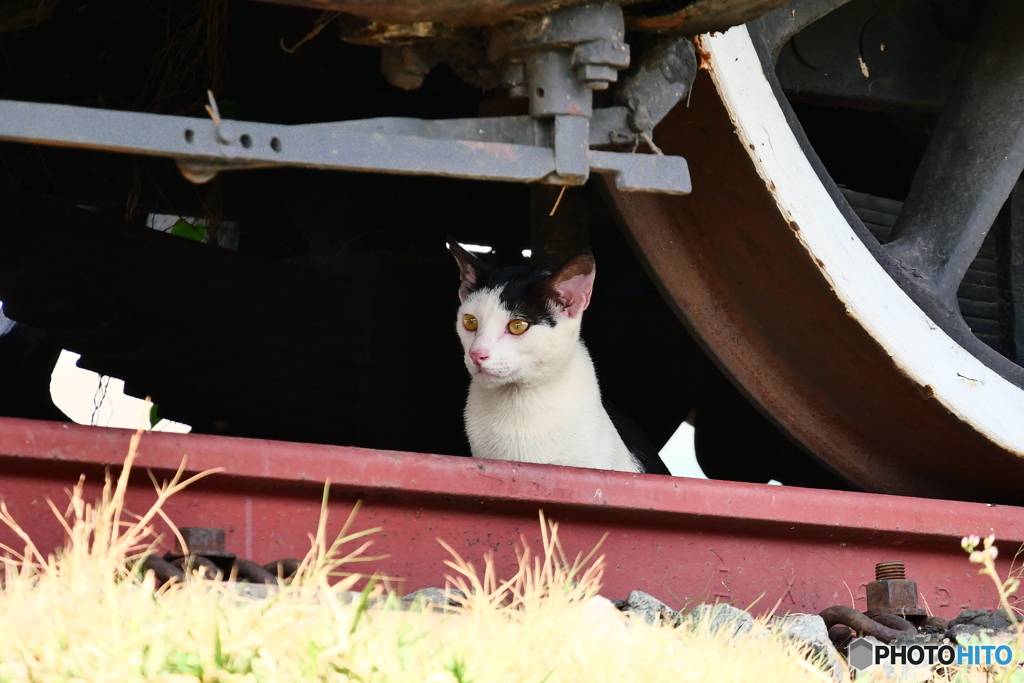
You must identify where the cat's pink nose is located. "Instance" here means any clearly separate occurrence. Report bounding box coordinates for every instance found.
[470,349,489,366]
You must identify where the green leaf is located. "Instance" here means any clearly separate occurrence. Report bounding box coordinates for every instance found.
[349,577,379,635]
[161,650,203,677]
[213,618,224,669]
[170,218,207,242]
[445,657,472,683]
[149,403,160,428]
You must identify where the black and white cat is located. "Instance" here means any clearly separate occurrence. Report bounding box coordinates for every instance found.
[448,240,666,474]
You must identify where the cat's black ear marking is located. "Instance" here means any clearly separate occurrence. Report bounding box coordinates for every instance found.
[447,237,490,302]
[541,251,596,318]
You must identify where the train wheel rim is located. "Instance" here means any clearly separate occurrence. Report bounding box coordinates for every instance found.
[604,23,1024,503]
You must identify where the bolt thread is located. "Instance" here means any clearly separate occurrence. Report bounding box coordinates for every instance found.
[875,561,906,581]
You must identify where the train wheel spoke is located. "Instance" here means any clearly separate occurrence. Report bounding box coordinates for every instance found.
[885,0,1024,300]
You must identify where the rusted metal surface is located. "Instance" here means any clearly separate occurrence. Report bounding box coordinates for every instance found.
[0,417,1022,617]
[249,0,791,34]
[602,69,1024,504]
[140,555,186,584]
[264,558,302,580]
[875,561,907,581]
[232,558,280,584]
[163,526,294,584]
[820,606,917,643]
[170,554,223,577]
[626,0,792,35]
[866,586,924,619]
[175,526,234,558]
[822,560,937,645]
[866,561,928,620]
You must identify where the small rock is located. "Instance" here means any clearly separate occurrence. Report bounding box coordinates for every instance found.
[625,590,678,625]
[338,590,365,605]
[403,587,444,605]
[945,608,1015,644]
[231,582,271,600]
[607,598,628,611]
[685,603,755,638]
[946,623,999,645]
[581,596,628,638]
[402,587,467,608]
[772,614,828,643]
[948,608,988,624]
[337,590,390,608]
[219,582,275,600]
[770,614,844,681]
[947,609,1013,631]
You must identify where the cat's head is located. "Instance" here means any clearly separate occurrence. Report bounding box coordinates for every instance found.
[448,239,595,388]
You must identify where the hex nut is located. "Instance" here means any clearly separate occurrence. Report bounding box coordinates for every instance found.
[865,578,927,617]
[577,64,618,89]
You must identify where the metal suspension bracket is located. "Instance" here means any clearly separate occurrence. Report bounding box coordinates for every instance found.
[489,2,631,185]
[0,3,695,195]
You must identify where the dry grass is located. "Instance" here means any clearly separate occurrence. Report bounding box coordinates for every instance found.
[0,428,932,683]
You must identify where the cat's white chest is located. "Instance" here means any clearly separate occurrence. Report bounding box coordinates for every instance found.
[464,345,639,473]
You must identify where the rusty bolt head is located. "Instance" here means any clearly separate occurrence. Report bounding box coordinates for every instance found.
[171,527,235,560]
[178,527,225,554]
[865,578,927,618]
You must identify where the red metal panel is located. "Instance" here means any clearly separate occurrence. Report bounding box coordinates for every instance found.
[0,416,1020,617]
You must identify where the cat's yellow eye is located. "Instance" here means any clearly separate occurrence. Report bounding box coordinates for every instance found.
[463,314,478,331]
[508,319,530,335]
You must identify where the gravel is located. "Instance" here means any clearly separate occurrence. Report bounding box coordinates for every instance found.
[944,608,1015,644]
[685,603,756,638]
[769,614,844,681]
[624,590,678,626]
[403,587,468,607]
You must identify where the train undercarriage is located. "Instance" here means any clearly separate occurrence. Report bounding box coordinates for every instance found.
[0,0,1022,505]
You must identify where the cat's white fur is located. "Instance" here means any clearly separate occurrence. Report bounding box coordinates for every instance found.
[454,259,640,473]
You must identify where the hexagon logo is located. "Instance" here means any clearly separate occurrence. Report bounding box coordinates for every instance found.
[848,638,875,671]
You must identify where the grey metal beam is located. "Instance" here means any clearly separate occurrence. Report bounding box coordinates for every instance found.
[0,99,689,194]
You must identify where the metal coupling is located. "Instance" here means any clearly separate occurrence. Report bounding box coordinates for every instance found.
[142,525,300,586]
[819,560,947,649]
[820,605,917,643]
[489,2,630,115]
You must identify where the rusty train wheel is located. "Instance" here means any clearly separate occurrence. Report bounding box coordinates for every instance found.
[604,14,1024,504]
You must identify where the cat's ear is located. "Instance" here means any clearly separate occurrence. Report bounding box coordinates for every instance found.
[447,237,489,302]
[542,252,596,318]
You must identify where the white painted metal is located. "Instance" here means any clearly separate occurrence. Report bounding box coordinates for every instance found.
[699,26,1024,456]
